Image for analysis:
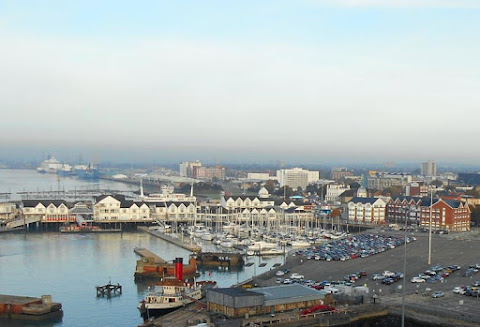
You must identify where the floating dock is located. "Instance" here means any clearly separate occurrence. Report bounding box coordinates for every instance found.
[137,226,201,252]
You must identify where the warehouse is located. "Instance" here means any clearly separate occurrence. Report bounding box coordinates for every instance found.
[206,284,328,318]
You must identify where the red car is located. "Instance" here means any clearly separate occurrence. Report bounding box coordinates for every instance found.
[301,304,336,316]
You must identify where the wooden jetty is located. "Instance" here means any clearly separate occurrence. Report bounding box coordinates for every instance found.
[95,282,122,298]
[137,226,201,252]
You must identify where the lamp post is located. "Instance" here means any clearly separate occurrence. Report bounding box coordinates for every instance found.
[401,206,408,327]
[428,188,433,265]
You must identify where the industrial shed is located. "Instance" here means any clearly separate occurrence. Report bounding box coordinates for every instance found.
[206,288,264,318]
[206,284,327,318]
[250,284,327,315]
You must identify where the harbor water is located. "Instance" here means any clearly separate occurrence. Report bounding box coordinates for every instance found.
[0,170,284,326]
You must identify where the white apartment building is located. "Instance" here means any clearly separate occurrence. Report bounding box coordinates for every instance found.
[325,184,350,203]
[277,168,319,190]
[22,200,74,222]
[347,197,387,224]
[0,202,17,221]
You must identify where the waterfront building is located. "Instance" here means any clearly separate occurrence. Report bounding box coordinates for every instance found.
[206,284,328,318]
[179,160,202,178]
[0,202,18,221]
[347,197,388,224]
[386,196,422,225]
[419,199,470,232]
[277,168,319,190]
[421,160,437,177]
[93,195,150,221]
[22,200,75,223]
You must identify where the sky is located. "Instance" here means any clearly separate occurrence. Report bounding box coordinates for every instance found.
[0,0,479,165]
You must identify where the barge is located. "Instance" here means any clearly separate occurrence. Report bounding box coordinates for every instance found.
[0,294,62,320]
[135,257,197,281]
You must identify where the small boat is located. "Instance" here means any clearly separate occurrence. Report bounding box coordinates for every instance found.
[137,278,216,320]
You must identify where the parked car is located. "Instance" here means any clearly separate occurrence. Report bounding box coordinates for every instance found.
[432,291,445,298]
[372,274,385,281]
[453,286,466,294]
[276,270,285,276]
[290,273,304,280]
[411,277,425,283]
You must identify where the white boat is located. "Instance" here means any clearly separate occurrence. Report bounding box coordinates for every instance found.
[248,241,277,251]
[291,240,311,249]
[138,278,217,319]
[201,232,213,241]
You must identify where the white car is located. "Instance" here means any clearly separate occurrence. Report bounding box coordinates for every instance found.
[410,277,425,283]
[276,270,285,276]
[290,273,305,280]
[453,287,466,294]
[383,271,395,277]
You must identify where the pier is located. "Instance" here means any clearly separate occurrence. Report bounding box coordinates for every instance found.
[137,226,201,252]
[95,283,122,298]
[133,247,166,264]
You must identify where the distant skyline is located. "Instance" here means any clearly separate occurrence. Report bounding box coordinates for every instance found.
[1,1,479,164]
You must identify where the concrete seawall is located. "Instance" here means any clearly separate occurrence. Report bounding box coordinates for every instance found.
[137,226,201,252]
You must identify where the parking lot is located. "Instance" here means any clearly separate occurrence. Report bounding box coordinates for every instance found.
[254,231,480,324]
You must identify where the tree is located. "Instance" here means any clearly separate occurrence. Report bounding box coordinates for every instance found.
[330,208,341,218]
[264,180,277,193]
[274,185,294,198]
[430,180,443,187]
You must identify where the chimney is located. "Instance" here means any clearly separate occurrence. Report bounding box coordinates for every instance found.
[175,258,183,282]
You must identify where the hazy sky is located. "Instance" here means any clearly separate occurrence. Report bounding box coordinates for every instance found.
[1,0,479,164]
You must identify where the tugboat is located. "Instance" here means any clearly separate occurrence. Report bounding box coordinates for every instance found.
[137,258,216,320]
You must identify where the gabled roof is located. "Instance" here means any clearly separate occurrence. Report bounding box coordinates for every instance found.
[350,197,381,204]
[22,200,68,208]
[94,194,125,203]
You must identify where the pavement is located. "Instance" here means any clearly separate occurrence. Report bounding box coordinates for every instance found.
[253,228,480,324]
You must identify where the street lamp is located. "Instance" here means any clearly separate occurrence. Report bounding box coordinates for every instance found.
[401,205,408,327]
[428,188,433,265]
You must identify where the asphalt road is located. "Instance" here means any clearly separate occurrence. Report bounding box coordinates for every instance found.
[254,229,480,324]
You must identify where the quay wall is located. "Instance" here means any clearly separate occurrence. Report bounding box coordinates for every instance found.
[137,226,201,252]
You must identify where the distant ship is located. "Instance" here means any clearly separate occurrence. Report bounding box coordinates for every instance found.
[73,164,100,180]
[37,156,69,174]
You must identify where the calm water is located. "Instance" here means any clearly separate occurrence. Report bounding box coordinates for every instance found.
[0,232,280,327]
[0,169,138,200]
[0,170,281,326]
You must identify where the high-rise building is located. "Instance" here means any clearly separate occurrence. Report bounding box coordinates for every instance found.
[421,160,437,177]
[276,168,319,190]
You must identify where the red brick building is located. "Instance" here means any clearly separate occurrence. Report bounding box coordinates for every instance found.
[419,199,470,232]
